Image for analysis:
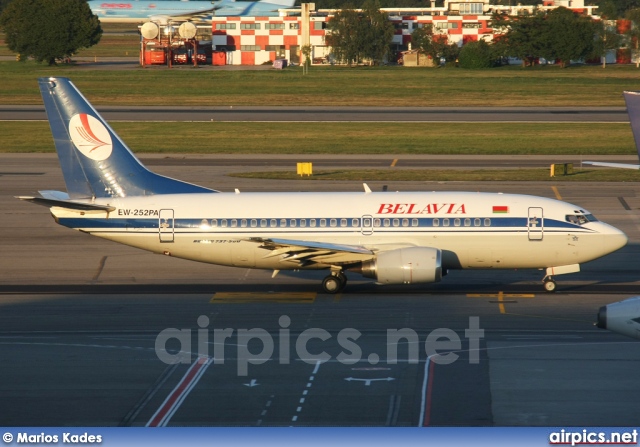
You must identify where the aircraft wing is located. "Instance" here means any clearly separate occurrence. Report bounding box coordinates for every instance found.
[150,6,217,23]
[248,237,375,266]
[179,7,217,21]
[583,161,640,170]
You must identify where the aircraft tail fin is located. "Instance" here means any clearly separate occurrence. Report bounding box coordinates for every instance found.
[38,77,216,199]
[625,91,640,161]
[584,91,640,170]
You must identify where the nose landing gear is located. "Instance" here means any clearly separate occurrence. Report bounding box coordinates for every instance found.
[543,276,557,292]
[322,271,347,294]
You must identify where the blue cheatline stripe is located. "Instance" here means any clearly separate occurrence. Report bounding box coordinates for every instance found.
[57,216,595,233]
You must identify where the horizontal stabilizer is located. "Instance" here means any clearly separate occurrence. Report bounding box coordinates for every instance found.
[17,196,115,212]
[39,190,70,200]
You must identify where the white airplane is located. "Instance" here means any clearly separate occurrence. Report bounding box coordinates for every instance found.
[88,0,296,23]
[19,77,627,294]
[586,91,640,339]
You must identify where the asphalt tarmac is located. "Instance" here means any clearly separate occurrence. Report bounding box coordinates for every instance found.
[1,154,639,426]
[0,105,628,123]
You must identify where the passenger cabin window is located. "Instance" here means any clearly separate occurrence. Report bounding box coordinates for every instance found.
[433,218,440,227]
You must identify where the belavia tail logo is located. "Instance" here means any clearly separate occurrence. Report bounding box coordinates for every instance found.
[69,114,113,161]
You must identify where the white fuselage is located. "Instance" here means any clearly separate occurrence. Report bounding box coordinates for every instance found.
[51,191,627,272]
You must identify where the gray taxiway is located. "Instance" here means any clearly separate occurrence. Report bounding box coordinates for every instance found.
[1,154,639,426]
[0,105,628,123]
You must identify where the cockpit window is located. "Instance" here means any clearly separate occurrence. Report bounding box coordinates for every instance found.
[566,214,598,225]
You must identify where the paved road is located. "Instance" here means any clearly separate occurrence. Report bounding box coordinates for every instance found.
[0,105,628,123]
[1,154,639,426]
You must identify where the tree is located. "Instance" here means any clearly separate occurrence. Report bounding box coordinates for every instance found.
[592,19,622,68]
[0,0,14,14]
[325,1,394,65]
[301,44,311,74]
[410,24,459,65]
[359,0,394,65]
[492,11,547,67]
[411,24,441,60]
[626,8,640,68]
[540,7,596,68]
[325,7,363,65]
[586,0,640,19]
[458,40,496,68]
[0,0,102,65]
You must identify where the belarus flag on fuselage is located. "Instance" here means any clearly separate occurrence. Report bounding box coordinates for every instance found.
[493,206,509,214]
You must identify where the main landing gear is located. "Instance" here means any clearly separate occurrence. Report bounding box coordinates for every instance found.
[543,276,557,293]
[322,271,347,294]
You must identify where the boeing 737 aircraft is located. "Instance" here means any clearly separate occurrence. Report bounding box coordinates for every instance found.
[89,0,296,23]
[19,78,628,293]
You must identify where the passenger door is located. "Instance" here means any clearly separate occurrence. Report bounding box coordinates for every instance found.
[159,209,174,243]
[528,207,543,241]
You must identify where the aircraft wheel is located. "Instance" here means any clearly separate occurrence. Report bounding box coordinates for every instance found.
[337,272,347,290]
[322,274,344,294]
[543,278,557,293]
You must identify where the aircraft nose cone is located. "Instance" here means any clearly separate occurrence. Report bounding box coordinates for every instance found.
[610,229,628,251]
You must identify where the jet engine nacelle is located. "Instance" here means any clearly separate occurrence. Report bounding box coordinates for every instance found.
[357,247,442,285]
[597,296,640,340]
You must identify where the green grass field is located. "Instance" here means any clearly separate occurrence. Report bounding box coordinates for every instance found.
[0,121,633,155]
[2,23,640,181]
[0,63,639,107]
[230,168,640,182]
[1,22,639,107]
